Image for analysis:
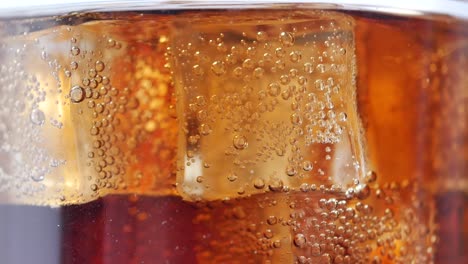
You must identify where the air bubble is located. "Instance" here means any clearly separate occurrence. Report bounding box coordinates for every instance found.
[302,161,313,171]
[355,184,370,200]
[289,68,298,78]
[315,79,324,90]
[279,32,294,46]
[253,67,265,78]
[298,76,307,85]
[70,46,80,56]
[233,135,248,150]
[70,85,85,103]
[227,173,238,182]
[88,69,97,78]
[90,126,100,136]
[242,58,254,69]
[253,178,265,189]
[267,216,277,225]
[289,51,302,63]
[268,83,281,97]
[95,60,105,72]
[107,38,116,47]
[199,123,212,135]
[30,109,45,126]
[293,233,307,248]
[264,229,274,239]
[339,112,347,122]
[233,67,243,77]
[268,179,284,192]
[304,62,314,74]
[40,51,47,60]
[272,240,281,248]
[256,31,267,42]
[291,113,302,125]
[366,171,377,183]
[211,61,226,76]
[31,173,45,182]
[70,61,78,70]
[286,165,297,176]
[311,243,321,256]
[280,75,290,85]
[300,183,309,192]
[192,65,204,76]
[275,47,285,58]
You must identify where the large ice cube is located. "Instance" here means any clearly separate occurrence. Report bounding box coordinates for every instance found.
[171,10,367,201]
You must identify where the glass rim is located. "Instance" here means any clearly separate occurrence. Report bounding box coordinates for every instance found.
[0,0,467,19]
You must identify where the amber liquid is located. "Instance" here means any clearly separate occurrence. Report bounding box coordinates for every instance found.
[0,9,466,264]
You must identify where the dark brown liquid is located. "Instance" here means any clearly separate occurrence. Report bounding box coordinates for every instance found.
[0,192,467,263]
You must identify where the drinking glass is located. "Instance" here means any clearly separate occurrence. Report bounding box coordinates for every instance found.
[0,1,466,263]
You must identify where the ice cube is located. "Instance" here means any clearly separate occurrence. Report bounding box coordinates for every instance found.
[171,10,367,201]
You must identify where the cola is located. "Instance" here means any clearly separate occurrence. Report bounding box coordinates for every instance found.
[0,8,466,264]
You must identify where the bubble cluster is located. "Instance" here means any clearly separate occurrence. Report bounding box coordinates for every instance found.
[173,9,365,202]
[0,16,176,204]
